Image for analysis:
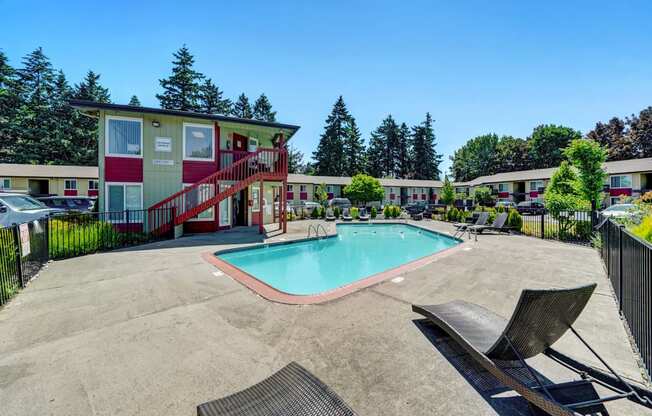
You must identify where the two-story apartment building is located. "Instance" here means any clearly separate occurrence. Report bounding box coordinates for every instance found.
[0,164,99,197]
[71,100,300,235]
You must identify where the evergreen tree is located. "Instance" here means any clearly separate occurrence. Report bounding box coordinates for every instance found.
[365,115,400,177]
[232,93,253,118]
[12,47,56,163]
[397,122,411,178]
[0,51,20,162]
[411,113,442,180]
[199,78,231,115]
[312,96,350,176]
[74,70,110,103]
[366,128,386,178]
[252,93,276,122]
[157,46,204,111]
[342,117,366,176]
[49,70,76,164]
[287,144,304,174]
[128,95,141,106]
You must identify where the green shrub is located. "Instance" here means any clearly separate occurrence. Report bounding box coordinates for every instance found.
[574,220,593,240]
[391,205,401,218]
[320,207,326,219]
[507,209,523,229]
[311,207,320,219]
[48,218,124,259]
[350,207,359,219]
[333,206,341,218]
[446,207,460,222]
[383,205,391,218]
[370,207,377,219]
[632,215,652,243]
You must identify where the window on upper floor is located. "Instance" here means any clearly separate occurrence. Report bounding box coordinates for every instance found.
[610,175,632,188]
[498,183,509,192]
[183,123,214,161]
[529,180,544,191]
[106,116,142,157]
[300,185,307,192]
[287,184,294,192]
[0,178,10,190]
[88,180,99,190]
[64,179,77,190]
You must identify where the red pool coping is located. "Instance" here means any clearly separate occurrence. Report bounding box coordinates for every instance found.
[201,225,468,305]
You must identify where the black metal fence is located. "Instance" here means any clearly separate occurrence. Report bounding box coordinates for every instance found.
[601,218,652,378]
[520,209,596,244]
[1,208,173,306]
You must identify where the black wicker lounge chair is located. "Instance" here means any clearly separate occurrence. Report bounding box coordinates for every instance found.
[413,283,652,415]
[342,208,353,222]
[467,212,508,240]
[453,212,488,237]
[325,208,336,221]
[197,362,358,416]
[359,208,370,221]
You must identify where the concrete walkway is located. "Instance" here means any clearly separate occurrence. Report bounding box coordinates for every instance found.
[0,220,649,415]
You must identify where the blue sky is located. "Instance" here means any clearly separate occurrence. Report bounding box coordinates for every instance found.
[2,1,651,174]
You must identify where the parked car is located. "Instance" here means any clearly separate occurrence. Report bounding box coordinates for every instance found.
[300,201,321,214]
[517,200,546,215]
[328,198,352,210]
[405,201,426,215]
[600,203,638,218]
[496,200,517,210]
[0,193,64,227]
[38,196,96,212]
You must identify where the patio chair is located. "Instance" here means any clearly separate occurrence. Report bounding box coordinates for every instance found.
[467,212,508,240]
[453,212,488,236]
[197,362,358,416]
[359,208,370,221]
[325,208,336,221]
[342,208,353,222]
[412,283,652,415]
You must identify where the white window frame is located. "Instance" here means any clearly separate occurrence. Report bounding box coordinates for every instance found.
[287,184,294,192]
[105,115,143,158]
[0,178,11,190]
[248,137,258,152]
[529,180,544,191]
[299,184,307,192]
[183,122,215,162]
[88,180,99,190]
[64,179,77,190]
[183,183,215,222]
[326,185,334,193]
[104,182,144,222]
[498,183,509,192]
[610,174,632,188]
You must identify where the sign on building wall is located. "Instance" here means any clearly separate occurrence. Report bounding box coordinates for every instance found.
[153,159,174,166]
[19,223,30,257]
[155,137,172,152]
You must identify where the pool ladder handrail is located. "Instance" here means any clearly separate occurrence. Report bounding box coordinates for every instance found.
[307,223,328,239]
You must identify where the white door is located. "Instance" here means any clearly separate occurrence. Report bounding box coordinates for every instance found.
[219,184,231,226]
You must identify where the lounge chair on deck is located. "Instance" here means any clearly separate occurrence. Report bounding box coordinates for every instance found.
[325,208,336,221]
[413,283,652,415]
[197,362,358,416]
[453,212,488,236]
[467,212,508,240]
[359,208,370,221]
[342,208,353,222]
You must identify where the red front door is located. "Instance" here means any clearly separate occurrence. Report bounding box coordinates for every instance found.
[233,133,247,152]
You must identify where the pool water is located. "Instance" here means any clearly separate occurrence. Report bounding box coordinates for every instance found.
[216,224,459,296]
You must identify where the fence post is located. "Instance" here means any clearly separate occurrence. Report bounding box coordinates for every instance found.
[12,225,24,288]
[44,217,50,262]
[540,211,545,239]
[618,223,624,311]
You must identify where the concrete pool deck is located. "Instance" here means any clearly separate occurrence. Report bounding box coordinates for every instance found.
[0,220,650,415]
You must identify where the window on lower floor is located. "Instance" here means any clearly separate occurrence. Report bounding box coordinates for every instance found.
[0,178,10,190]
[529,180,544,191]
[287,184,294,192]
[184,184,215,221]
[610,175,632,188]
[252,186,260,212]
[300,184,307,192]
[498,183,509,192]
[106,183,143,220]
[65,179,77,190]
[88,180,99,190]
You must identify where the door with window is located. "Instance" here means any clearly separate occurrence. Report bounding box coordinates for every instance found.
[106,183,143,222]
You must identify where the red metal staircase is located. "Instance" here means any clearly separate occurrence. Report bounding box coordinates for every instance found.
[148,148,287,228]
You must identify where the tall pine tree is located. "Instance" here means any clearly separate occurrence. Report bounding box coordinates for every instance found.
[365,115,399,178]
[0,51,20,162]
[199,78,231,115]
[397,122,411,178]
[342,117,365,176]
[366,128,386,178]
[287,145,304,174]
[312,96,352,176]
[157,46,204,112]
[72,70,111,165]
[252,93,276,122]
[232,93,253,118]
[74,70,110,103]
[128,95,141,106]
[411,113,442,180]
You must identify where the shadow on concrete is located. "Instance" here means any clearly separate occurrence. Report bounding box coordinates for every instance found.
[413,319,548,416]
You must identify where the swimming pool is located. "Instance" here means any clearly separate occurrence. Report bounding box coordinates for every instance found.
[215,224,460,298]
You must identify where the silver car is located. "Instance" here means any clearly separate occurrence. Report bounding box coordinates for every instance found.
[0,193,63,227]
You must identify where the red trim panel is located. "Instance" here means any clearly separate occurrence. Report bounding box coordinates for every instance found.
[421,194,426,200]
[529,191,539,198]
[300,192,308,201]
[184,220,219,233]
[64,189,78,196]
[115,223,144,233]
[609,188,632,197]
[105,157,143,182]
[390,193,395,200]
[286,191,294,200]
[88,189,99,197]
[431,194,437,201]
[498,192,510,198]
[327,192,334,200]
[412,194,418,200]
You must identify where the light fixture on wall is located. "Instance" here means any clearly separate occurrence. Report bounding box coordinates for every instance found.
[152,120,160,128]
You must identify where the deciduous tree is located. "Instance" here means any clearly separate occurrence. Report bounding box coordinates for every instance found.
[343,174,384,204]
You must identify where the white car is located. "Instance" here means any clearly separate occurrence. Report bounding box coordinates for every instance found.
[600,203,637,218]
[0,193,64,227]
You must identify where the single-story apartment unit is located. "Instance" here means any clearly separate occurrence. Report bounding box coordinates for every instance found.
[0,163,99,197]
[286,174,443,206]
[70,100,300,235]
[453,157,652,206]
